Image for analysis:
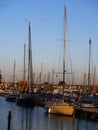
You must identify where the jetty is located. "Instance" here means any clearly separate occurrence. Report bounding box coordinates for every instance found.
[75,107,98,121]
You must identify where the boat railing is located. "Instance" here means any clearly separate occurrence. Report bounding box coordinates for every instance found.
[46,100,70,107]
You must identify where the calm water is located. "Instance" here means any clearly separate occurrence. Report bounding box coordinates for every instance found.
[0,96,98,130]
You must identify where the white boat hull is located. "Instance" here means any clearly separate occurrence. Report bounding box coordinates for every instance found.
[80,103,95,108]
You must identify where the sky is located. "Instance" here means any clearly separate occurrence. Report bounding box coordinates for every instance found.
[0,0,98,84]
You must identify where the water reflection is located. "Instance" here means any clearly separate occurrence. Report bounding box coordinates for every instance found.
[20,108,33,130]
[18,107,98,130]
[73,118,98,130]
[46,114,74,130]
[18,107,74,130]
[0,97,98,130]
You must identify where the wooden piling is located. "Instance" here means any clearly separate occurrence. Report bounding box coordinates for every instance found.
[7,111,11,130]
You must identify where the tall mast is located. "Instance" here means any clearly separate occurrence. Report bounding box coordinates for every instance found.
[40,63,43,84]
[13,59,16,93]
[83,72,86,93]
[93,66,96,93]
[52,69,54,85]
[28,22,33,90]
[88,39,91,93]
[63,7,66,94]
[13,59,16,85]
[23,43,26,81]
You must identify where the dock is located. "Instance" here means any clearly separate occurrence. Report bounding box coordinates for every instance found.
[75,107,98,121]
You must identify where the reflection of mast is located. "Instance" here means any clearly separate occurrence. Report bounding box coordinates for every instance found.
[28,22,33,90]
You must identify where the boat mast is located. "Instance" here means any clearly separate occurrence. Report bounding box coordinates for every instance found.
[28,22,33,91]
[40,62,43,85]
[83,72,86,93]
[88,39,91,93]
[13,59,16,85]
[52,69,54,85]
[24,43,26,81]
[63,7,66,94]
[13,59,16,93]
[93,66,96,93]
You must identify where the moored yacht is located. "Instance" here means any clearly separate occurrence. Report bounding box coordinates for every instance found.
[16,22,36,107]
[45,7,74,116]
[45,98,74,116]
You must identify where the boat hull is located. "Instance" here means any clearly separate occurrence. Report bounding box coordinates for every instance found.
[80,103,95,108]
[6,94,18,102]
[46,105,74,116]
[16,97,36,107]
[16,93,36,107]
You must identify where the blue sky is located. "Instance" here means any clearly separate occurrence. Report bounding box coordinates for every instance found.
[0,0,98,84]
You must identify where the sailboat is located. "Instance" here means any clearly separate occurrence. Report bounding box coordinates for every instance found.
[80,39,95,108]
[45,7,74,116]
[16,22,36,107]
[6,60,19,102]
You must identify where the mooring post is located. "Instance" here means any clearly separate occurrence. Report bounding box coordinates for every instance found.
[7,111,11,130]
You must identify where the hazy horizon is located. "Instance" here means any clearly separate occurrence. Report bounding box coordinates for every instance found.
[0,0,98,85]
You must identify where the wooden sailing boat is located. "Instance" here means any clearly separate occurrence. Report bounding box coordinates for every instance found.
[45,7,74,116]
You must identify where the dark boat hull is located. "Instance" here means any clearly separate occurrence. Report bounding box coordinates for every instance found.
[6,94,18,102]
[16,93,36,107]
[16,97,35,107]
